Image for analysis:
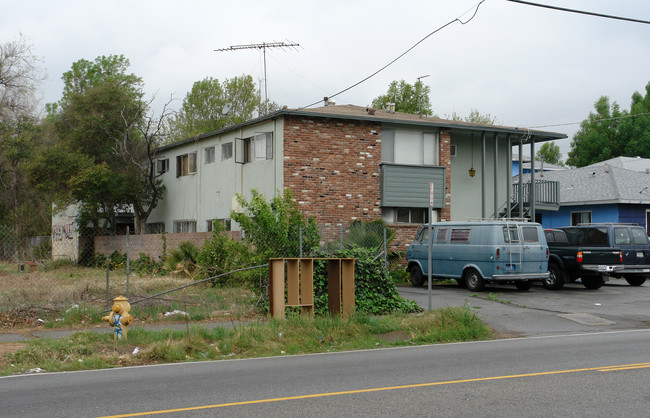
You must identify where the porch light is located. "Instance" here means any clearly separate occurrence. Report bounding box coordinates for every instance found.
[469,134,476,177]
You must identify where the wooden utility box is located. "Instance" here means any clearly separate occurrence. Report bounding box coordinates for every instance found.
[269,258,355,319]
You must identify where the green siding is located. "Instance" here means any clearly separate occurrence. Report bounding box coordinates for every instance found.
[381,164,446,208]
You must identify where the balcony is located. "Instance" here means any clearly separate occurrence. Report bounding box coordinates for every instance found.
[512,180,560,211]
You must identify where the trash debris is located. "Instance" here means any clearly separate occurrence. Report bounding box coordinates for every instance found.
[26,367,43,374]
[66,304,80,313]
[132,347,140,355]
[280,351,286,354]
[163,310,188,317]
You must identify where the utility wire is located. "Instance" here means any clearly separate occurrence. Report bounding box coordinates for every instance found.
[529,112,650,129]
[507,0,650,25]
[298,1,486,110]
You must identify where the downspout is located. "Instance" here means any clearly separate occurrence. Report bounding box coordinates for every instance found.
[518,141,523,218]
[530,138,536,222]
[481,131,487,219]
[506,134,512,219]
[493,133,498,219]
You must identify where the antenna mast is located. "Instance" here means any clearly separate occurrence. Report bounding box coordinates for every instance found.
[215,41,300,111]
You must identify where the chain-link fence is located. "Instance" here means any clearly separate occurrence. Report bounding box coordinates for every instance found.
[0,221,409,327]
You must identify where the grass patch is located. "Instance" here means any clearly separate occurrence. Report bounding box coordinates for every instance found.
[0,306,492,376]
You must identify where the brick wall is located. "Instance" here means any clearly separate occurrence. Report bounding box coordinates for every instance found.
[439,129,452,221]
[94,231,241,260]
[283,115,382,240]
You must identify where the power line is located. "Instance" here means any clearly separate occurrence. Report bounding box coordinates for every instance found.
[528,112,650,129]
[507,0,650,25]
[298,1,486,110]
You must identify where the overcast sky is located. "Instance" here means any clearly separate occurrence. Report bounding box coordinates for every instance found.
[3,1,649,158]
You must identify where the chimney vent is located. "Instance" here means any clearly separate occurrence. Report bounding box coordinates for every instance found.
[324,97,336,106]
[385,102,395,113]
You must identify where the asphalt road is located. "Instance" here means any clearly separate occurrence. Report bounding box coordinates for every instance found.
[2,328,650,417]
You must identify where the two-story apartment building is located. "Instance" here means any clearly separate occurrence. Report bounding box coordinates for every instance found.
[147,102,566,249]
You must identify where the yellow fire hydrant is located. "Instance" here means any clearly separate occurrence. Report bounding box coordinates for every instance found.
[102,296,133,340]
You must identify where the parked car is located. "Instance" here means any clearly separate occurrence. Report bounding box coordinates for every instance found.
[406,221,549,292]
[560,224,650,286]
[544,228,622,290]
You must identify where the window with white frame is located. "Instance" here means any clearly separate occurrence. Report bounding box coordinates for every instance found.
[204,146,215,164]
[222,142,233,160]
[381,130,439,165]
[571,211,591,226]
[237,132,273,163]
[382,207,430,224]
[207,218,232,232]
[173,220,196,233]
[176,152,197,177]
[156,158,169,174]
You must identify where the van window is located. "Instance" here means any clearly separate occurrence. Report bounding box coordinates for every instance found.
[436,228,449,243]
[631,228,649,245]
[418,228,430,243]
[503,226,519,243]
[522,227,539,243]
[614,227,631,245]
[450,228,471,243]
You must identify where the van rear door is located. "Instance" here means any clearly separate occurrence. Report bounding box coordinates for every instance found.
[521,225,547,274]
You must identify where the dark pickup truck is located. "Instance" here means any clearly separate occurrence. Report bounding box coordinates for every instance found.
[543,229,622,290]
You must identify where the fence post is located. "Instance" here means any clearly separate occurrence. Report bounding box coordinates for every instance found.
[126,226,130,299]
[105,256,110,311]
[383,227,388,268]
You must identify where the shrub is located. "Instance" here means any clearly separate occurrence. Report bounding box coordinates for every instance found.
[165,241,199,276]
[196,222,257,285]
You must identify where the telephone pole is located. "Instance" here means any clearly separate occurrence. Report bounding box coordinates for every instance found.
[215,41,300,112]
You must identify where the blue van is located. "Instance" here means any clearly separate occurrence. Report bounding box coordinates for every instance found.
[406,221,549,291]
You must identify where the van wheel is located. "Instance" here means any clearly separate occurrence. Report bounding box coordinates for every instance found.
[464,268,485,292]
[581,276,604,289]
[409,265,425,287]
[625,276,646,286]
[543,263,565,290]
[515,281,533,291]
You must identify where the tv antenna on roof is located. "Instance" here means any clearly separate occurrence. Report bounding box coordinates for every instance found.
[215,41,300,112]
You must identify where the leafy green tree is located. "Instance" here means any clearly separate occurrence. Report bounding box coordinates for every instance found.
[447,109,499,125]
[536,142,564,166]
[567,82,650,167]
[371,80,433,116]
[34,55,167,234]
[230,188,320,259]
[165,75,264,141]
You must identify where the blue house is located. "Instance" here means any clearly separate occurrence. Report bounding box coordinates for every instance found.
[517,157,650,233]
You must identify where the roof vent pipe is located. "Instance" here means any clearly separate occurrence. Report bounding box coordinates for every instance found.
[385,102,395,113]
[324,97,336,106]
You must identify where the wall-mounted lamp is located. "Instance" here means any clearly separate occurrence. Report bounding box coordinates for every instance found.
[469,134,476,177]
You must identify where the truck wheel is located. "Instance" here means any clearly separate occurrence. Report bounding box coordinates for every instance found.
[543,264,565,290]
[515,281,533,291]
[581,276,604,289]
[464,268,485,292]
[409,265,425,287]
[625,276,646,286]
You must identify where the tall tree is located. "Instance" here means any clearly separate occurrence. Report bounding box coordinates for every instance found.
[0,34,45,120]
[566,82,650,167]
[371,80,433,116]
[165,75,263,142]
[536,142,564,166]
[34,55,167,234]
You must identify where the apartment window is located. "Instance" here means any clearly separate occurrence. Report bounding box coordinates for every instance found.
[381,130,439,165]
[156,159,169,174]
[571,211,591,226]
[176,152,197,177]
[204,146,215,164]
[145,222,165,234]
[236,132,273,163]
[173,220,196,233]
[382,207,429,224]
[207,218,232,232]
[222,142,233,160]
